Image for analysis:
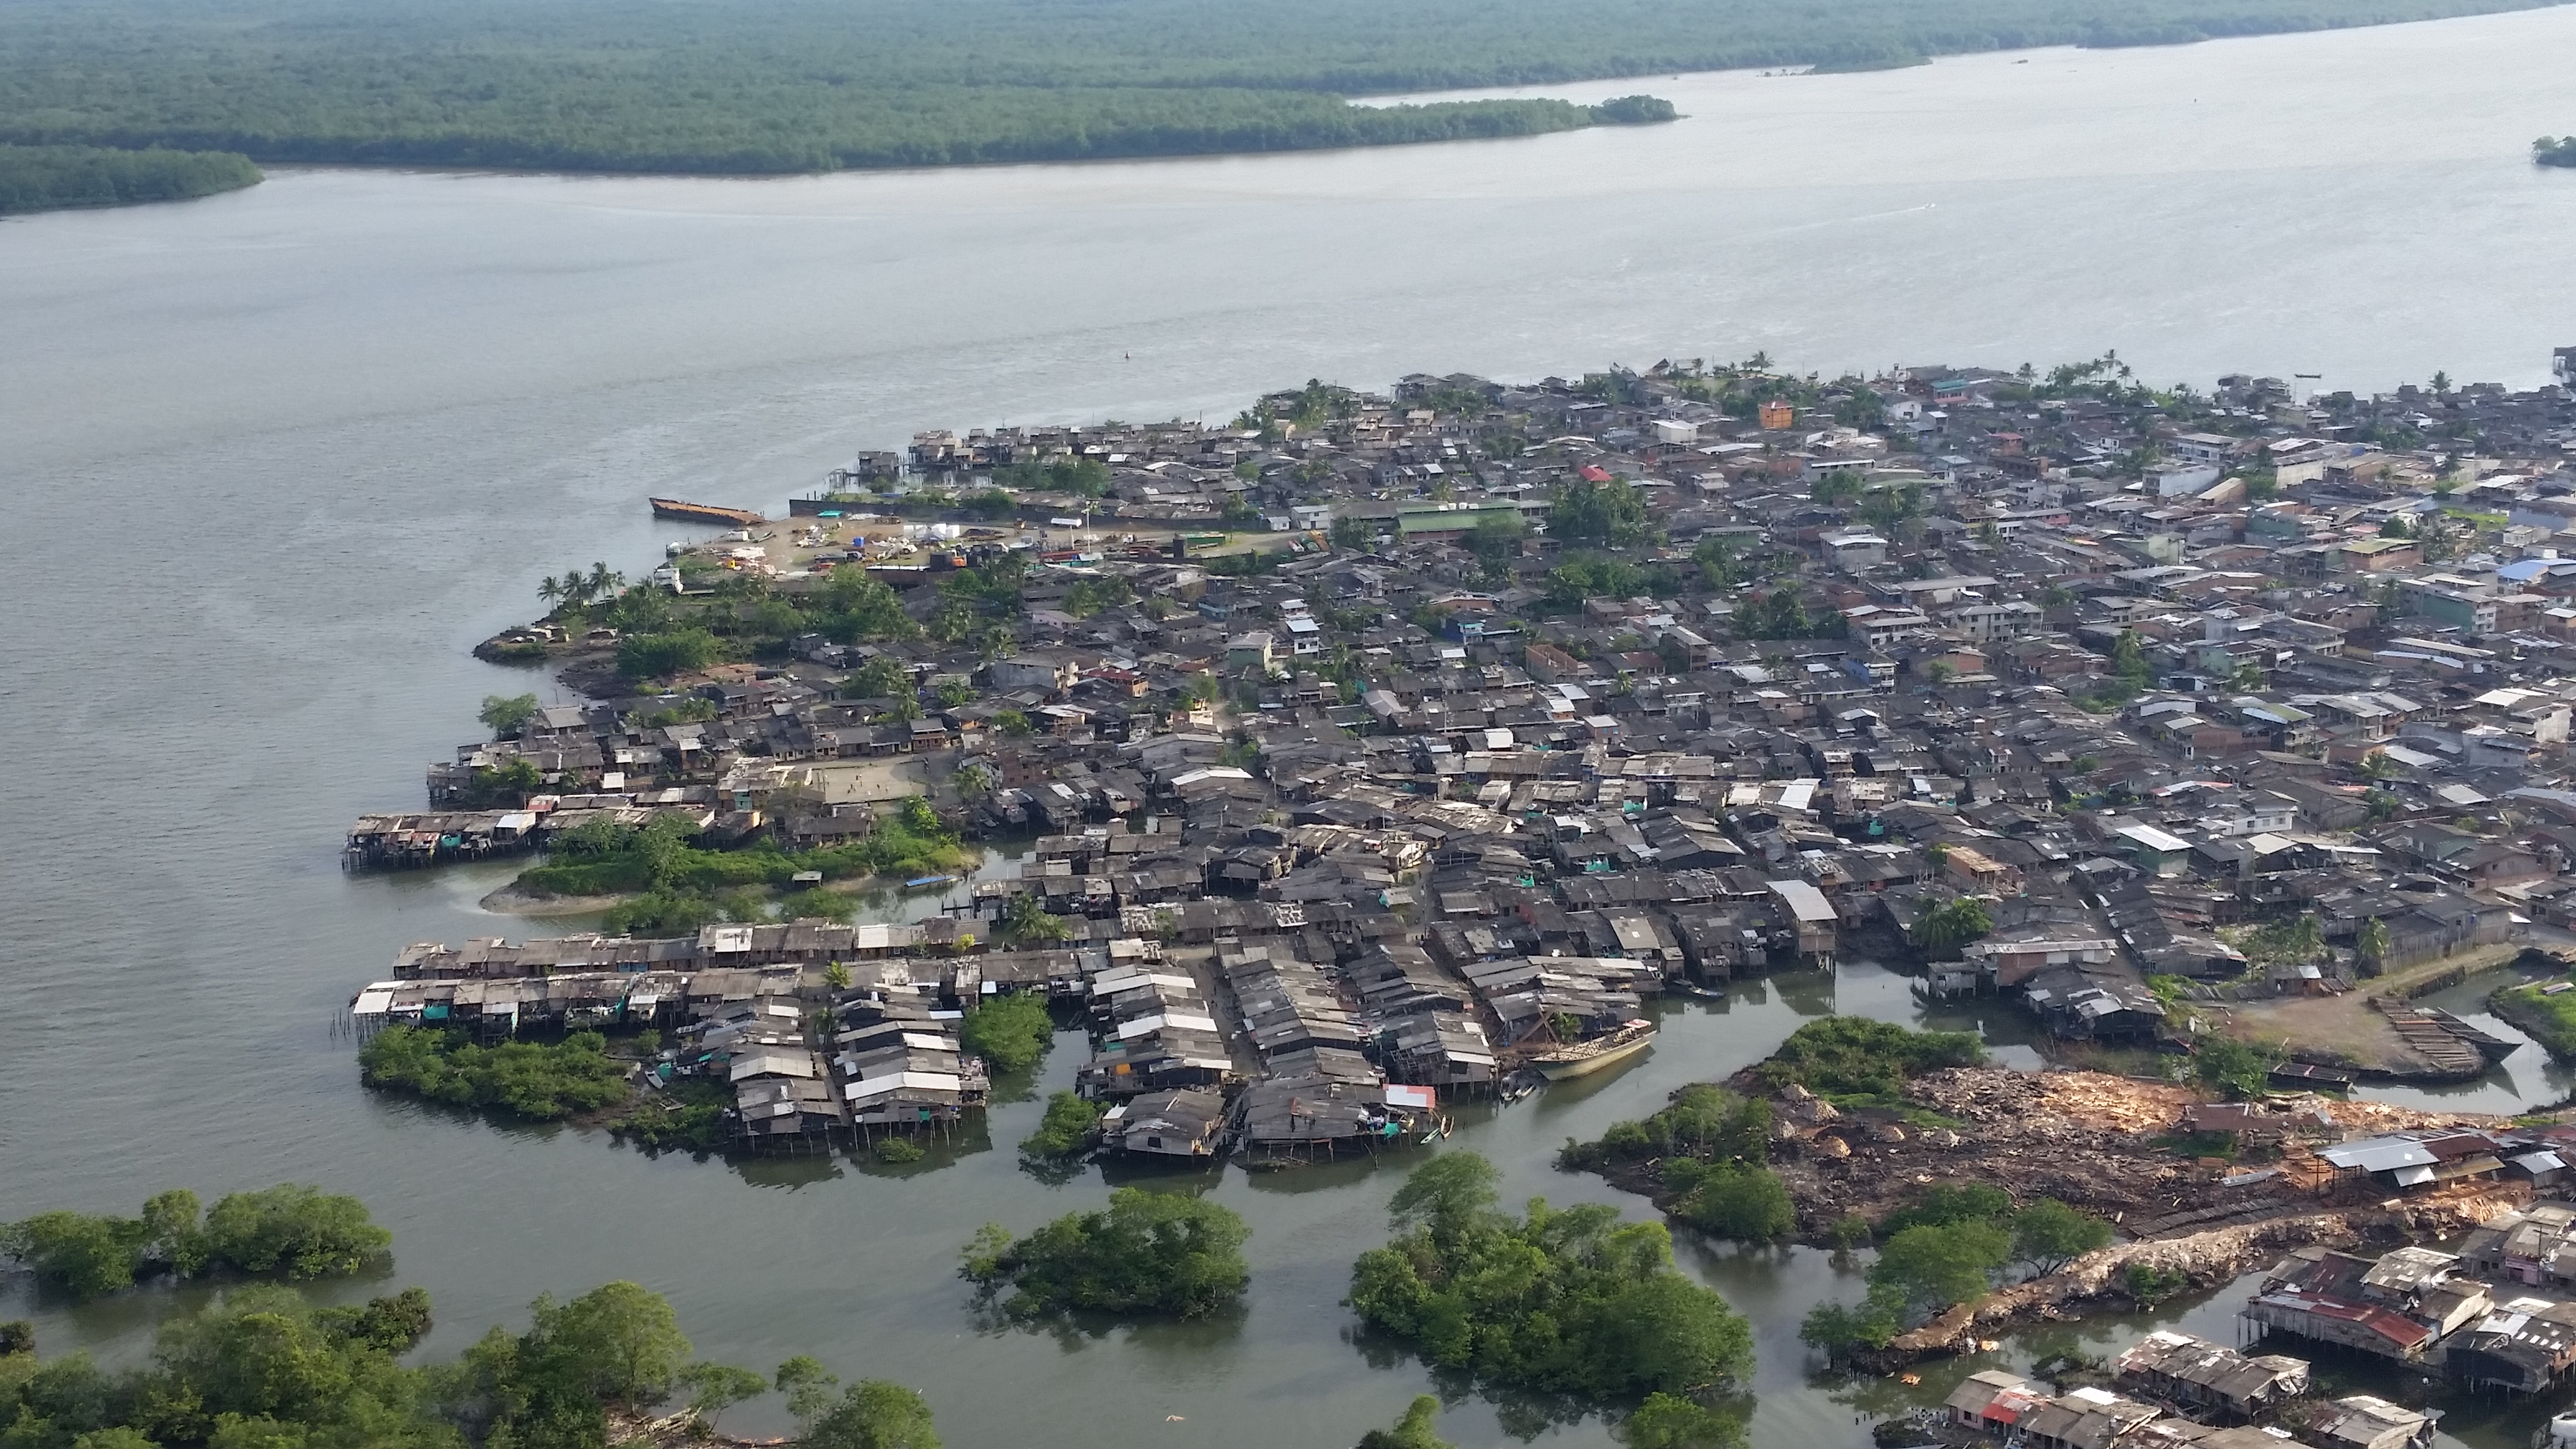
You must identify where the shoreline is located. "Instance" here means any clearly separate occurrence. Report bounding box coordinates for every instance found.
[1866,1188,2520,1365]
[11,1,2567,204]
[479,884,623,916]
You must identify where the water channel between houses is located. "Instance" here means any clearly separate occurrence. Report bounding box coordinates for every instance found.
[10,8,2576,1446]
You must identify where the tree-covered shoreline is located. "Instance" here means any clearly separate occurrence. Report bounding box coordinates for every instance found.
[0,1274,940,1449]
[0,144,259,215]
[0,0,2558,178]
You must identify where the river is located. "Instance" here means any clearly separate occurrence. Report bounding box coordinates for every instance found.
[5,9,2576,1447]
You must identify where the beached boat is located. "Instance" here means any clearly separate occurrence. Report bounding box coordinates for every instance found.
[902,874,956,890]
[649,497,766,527]
[1528,1019,1657,1082]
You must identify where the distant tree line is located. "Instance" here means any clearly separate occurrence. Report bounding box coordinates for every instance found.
[0,0,2536,176]
[0,144,258,214]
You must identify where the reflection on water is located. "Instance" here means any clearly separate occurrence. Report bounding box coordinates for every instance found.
[2363,964,2576,1114]
[1233,1149,1405,1199]
[4,947,2546,1449]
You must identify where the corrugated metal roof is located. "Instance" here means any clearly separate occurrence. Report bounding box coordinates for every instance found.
[2117,823,2194,853]
[1766,879,1836,923]
[2319,1136,2441,1172]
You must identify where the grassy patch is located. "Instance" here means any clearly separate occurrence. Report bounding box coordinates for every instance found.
[517,801,976,909]
[2495,982,2576,1062]
[1755,1016,1986,1098]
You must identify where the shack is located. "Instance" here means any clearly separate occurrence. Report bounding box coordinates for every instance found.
[1099,1088,1225,1159]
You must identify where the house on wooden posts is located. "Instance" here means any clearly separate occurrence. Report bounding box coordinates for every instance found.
[2443,1292,2576,1394]
[2245,1245,2489,1364]
[1943,1369,2042,1436]
[2014,1387,2163,1449]
[2303,1396,2437,1449]
[2460,1202,2576,1287]
[1765,878,1838,963]
[2111,1329,2309,1421]
[1099,1088,1225,1159]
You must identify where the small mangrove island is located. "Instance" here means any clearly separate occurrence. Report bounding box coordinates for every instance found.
[1,1184,389,1299]
[963,1189,1249,1321]
[1346,1153,1755,1416]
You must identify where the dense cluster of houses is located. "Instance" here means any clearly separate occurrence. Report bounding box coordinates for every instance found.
[2232,1197,2576,1398]
[901,359,2576,1072]
[1942,1327,2433,1449]
[352,353,2576,1141]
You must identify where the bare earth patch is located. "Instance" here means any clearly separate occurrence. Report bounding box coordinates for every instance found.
[2215,942,2533,1076]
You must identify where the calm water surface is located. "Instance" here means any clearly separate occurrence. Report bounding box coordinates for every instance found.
[7,11,2576,1446]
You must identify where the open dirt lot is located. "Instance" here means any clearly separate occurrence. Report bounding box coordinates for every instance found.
[808,756,934,806]
[2215,942,2532,1075]
[1607,1068,2510,1246]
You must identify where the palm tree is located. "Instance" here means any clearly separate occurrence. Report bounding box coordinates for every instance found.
[537,575,562,607]
[559,568,592,607]
[588,562,621,597]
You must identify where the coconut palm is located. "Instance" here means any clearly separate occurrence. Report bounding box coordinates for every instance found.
[537,575,562,607]
[588,562,621,597]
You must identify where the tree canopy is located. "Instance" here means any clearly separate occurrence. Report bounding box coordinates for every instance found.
[1346,1152,1754,1403]
[2012,1197,2114,1274]
[1910,896,1995,952]
[777,1361,940,1449]
[1801,1184,2111,1359]
[1357,1397,1455,1449]
[1754,1017,1986,1105]
[2192,1032,2284,1101]
[477,693,541,739]
[1547,477,1655,548]
[360,1027,631,1120]
[963,1189,1249,1320]
[1559,1087,1792,1243]
[954,993,1055,1074]
[0,143,258,214]
[1018,1090,1102,1159]
[2,1187,391,1300]
[0,1276,847,1449]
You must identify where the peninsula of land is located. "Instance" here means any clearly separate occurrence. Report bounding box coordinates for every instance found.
[326,346,2576,1442]
[0,143,258,215]
[362,349,2576,1119]
[1,0,2566,211]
